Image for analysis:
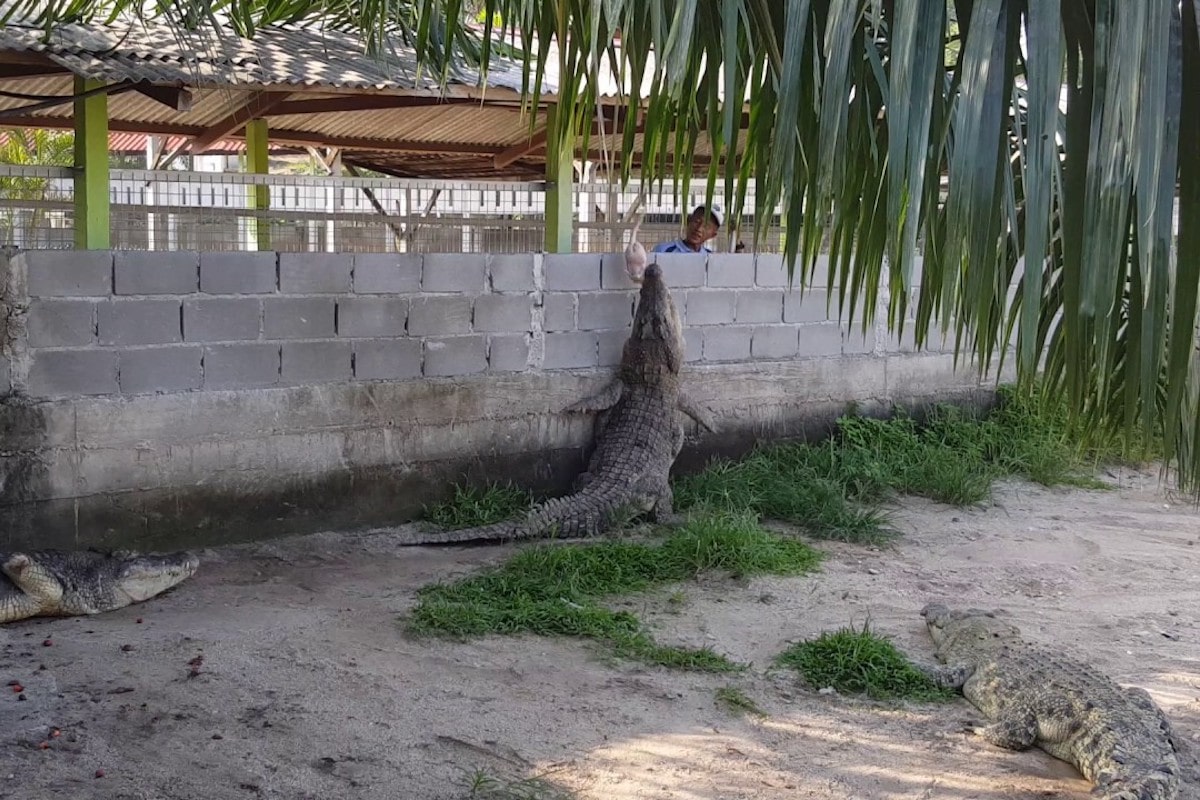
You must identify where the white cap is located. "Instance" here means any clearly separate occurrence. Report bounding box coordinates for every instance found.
[696,203,723,226]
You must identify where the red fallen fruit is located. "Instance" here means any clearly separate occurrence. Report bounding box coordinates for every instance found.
[50,729,61,738]
[11,684,23,693]
[42,639,52,647]
[94,769,105,778]
[38,742,49,750]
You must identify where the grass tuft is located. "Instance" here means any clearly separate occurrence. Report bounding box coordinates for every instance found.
[715,685,767,717]
[408,510,821,671]
[423,481,533,530]
[676,383,1118,542]
[466,769,575,800]
[774,621,954,703]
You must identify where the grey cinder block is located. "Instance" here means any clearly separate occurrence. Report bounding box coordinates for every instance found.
[27,350,118,397]
[796,323,844,357]
[488,334,531,372]
[279,252,353,294]
[281,341,353,383]
[544,254,602,291]
[114,251,199,295]
[683,290,737,326]
[651,253,707,288]
[119,346,203,394]
[423,335,488,377]
[202,343,281,389]
[542,293,577,332]
[706,253,756,287]
[24,250,113,297]
[702,326,752,361]
[200,251,277,294]
[98,299,182,345]
[751,325,800,360]
[734,291,784,324]
[184,297,262,342]
[353,253,421,294]
[577,292,635,331]
[423,253,486,293]
[263,297,336,339]
[473,294,533,333]
[337,297,408,338]
[26,299,95,347]
[543,331,598,369]
[488,254,536,292]
[407,296,472,336]
[354,338,422,380]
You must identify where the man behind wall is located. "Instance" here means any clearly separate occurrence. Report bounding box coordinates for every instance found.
[652,204,722,254]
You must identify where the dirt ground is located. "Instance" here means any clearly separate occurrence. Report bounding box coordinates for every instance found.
[2,465,1198,800]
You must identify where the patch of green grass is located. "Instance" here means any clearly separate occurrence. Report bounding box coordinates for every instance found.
[673,442,894,544]
[675,383,1120,542]
[408,510,821,671]
[466,769,575,800]
[775,622,954,703]
[423,481,533,529]
[715,685,767,717]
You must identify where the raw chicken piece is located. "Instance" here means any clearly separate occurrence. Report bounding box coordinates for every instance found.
[624,216,647,284]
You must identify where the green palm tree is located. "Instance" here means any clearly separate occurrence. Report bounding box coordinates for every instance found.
[0,127,75,245]
[7,1,1199,489]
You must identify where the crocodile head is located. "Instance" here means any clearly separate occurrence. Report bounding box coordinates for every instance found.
[2,549,200,620]
[103,550,201,606]
[922,602,1022,656]
[621,262,685,384]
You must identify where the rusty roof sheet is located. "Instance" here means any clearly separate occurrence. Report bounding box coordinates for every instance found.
[0,16,545,95]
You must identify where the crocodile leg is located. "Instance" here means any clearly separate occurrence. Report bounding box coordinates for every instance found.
[0,585,44,623]
[975,711,1039,750]
[3,554,65,608]
[676,391,715,432]
[913,661,974,690]
[564,380,623,413]
[648,484,685,526]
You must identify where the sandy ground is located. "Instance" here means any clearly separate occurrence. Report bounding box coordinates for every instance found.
[2,465,1199,800]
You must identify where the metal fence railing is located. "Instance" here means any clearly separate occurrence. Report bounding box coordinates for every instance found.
[0,165,788,254]
[0,164,75,249]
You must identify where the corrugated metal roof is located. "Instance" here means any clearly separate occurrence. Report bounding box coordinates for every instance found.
[0,16,549,95]
[0,129,263,154]
[0,14,737,180]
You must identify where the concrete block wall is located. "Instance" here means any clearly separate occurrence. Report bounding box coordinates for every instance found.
[0,249,1004,551]
[1,250,953,399]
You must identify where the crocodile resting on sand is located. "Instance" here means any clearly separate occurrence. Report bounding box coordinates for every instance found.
[919,603,1180,800]
[1,549,199,623]
[397,261,712,546]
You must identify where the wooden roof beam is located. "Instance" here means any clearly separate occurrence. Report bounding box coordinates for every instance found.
[268,94,493,116]
[189,90,293,152]
[266,128,502,155]
[493,127,548,169]
[133,83,193,112]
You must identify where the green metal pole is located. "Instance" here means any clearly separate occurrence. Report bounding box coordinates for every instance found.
[245,118,271,251]
[543,105,575,253]
[73,77,110,250]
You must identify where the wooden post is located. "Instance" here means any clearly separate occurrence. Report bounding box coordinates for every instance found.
[245,118,271,251]
[543,105,575,253]
[73,77,110,249]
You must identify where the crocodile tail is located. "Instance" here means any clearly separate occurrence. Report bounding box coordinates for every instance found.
[521,484,639,540]
[392,520,525,546]
[1096,767,1180,800]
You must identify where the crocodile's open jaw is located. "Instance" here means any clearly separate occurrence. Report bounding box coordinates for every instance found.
[114,553,200,604]
[624,263,684,377]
